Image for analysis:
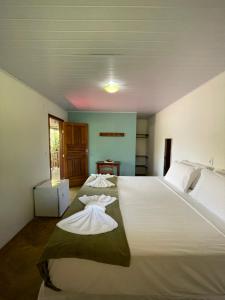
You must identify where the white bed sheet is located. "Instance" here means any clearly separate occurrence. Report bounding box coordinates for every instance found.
[38,176,225,300]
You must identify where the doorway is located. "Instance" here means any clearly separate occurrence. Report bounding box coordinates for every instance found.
[63,122,88,187]
[163,138,172,175]
[48,115,64,181]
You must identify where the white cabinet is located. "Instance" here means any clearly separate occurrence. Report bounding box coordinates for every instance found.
[34,179,69,217]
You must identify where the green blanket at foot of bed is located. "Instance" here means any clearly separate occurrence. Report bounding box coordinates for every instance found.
[37,176,130,291]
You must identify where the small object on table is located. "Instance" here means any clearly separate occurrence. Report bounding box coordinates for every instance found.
[104,159,114,163]
[96,161,120,176]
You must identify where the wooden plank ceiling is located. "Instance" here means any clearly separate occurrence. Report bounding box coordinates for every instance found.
[0,0,225,113]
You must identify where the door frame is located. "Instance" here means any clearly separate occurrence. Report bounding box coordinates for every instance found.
[48,114,64,180]
[163,138,172,175]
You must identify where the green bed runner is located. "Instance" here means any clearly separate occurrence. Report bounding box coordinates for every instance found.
[37,176,131,291]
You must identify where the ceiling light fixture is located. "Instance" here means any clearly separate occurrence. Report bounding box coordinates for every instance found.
[103,81,120,93]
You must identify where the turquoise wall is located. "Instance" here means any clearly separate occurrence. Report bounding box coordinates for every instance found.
[68,112,136,175]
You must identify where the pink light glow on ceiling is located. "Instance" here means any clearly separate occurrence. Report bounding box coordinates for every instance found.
[66,92,91,109]
[65,89,141,112]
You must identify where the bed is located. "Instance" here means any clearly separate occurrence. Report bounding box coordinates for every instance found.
[38,176,225,300]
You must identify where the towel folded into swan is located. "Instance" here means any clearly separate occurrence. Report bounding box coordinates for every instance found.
[57,194,118,235]
[87,174,115,188]
[91,174,114,178]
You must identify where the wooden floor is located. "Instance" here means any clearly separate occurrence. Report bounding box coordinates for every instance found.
[0,217,58,300]
[0,187,80,300]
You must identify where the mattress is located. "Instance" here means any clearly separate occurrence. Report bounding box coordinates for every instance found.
[38,176,225,300]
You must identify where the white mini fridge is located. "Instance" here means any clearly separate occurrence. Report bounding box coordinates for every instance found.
[34,179,69,217]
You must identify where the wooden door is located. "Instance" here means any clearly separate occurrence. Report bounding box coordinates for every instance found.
[63,122,88,187]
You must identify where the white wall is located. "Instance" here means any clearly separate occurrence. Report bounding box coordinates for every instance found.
[150,71,225,176]
[0,69,67,248]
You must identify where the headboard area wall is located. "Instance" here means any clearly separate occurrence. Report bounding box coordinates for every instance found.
[149,71,225,176]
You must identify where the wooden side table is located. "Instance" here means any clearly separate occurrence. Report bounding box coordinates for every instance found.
[96,161,120,176]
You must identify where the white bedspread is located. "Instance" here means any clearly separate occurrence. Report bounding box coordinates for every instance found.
[38,176,225,300]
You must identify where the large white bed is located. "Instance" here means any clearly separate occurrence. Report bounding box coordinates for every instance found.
[38,176,225,300]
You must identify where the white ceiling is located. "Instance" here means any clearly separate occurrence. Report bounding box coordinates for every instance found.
[0,0,225,114]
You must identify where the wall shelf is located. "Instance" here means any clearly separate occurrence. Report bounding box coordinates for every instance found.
[136,133,149,138]
[99,132,125,137]
[135,164,148,168]
[135,173,147,176]
[136,119,149,176]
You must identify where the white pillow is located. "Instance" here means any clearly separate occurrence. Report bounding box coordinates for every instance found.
[180,160,213,189]
[190,169,225,221]
[214,169,225,176]
[164,162,199,192]
[181,160,213,170]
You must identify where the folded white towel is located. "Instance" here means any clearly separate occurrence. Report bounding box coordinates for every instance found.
[79,194,117,207]
[91,173,114,179]
[87,175,115,188]
[56,195,118,235]
[56,204,118,235]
